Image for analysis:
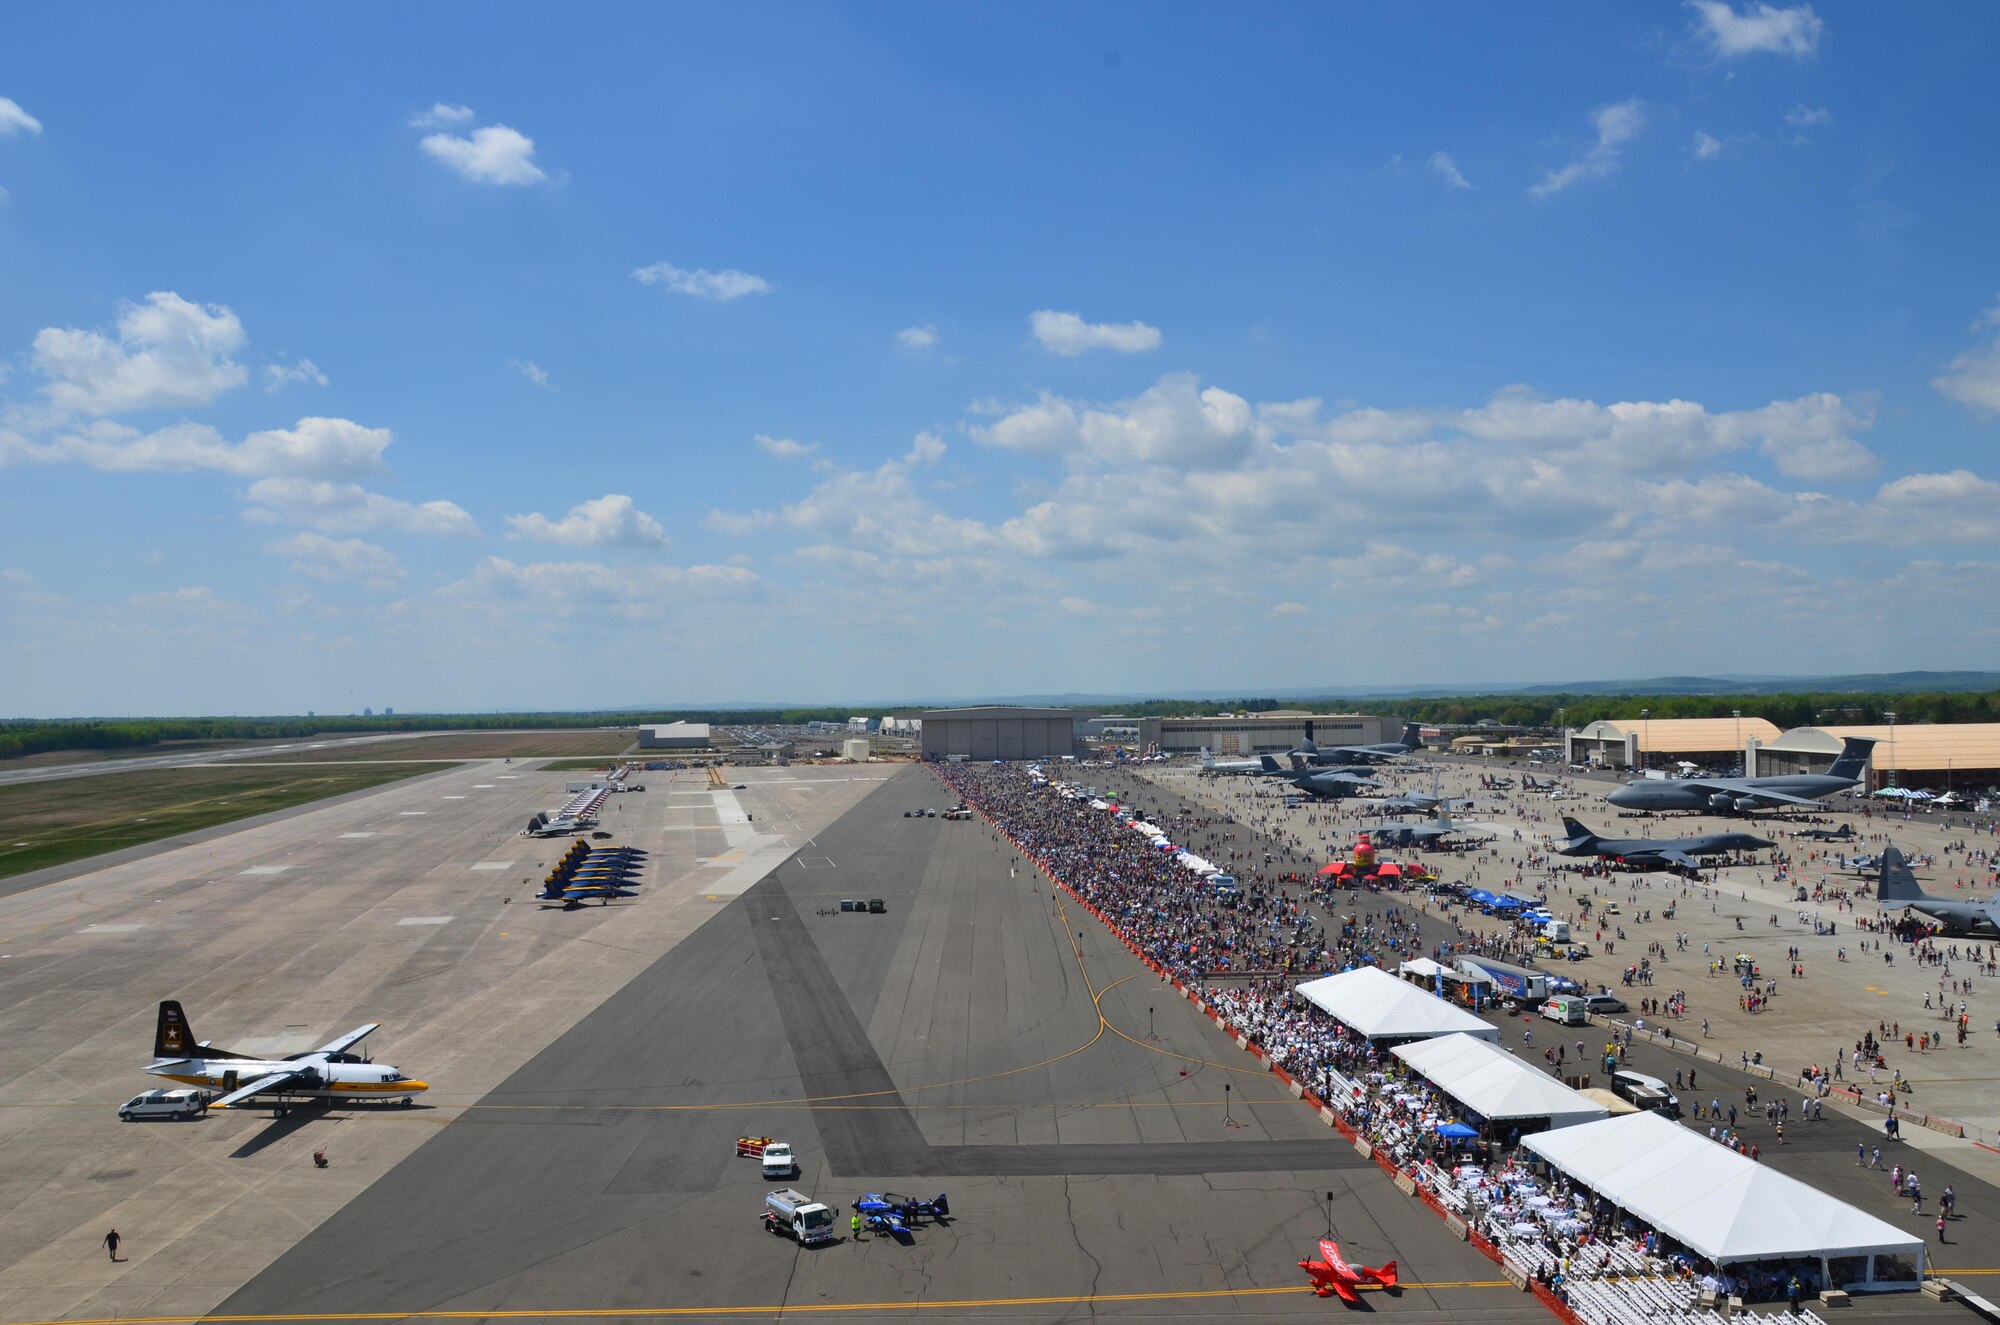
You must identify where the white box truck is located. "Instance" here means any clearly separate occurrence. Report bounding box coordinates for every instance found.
[762,1188,836,1245]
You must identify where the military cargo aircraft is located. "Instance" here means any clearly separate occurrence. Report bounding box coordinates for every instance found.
[144,1001,426,1117]
[1605,738,1875,814]
[1876,846,1999,936]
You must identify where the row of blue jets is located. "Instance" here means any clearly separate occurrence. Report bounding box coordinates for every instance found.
[539,841,649,909]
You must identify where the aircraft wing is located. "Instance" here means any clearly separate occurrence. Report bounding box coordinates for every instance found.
[1657,850,1702,869]
[210,1071,301,1108]
[1678,779,1820,808]
[312,1023,381,1057]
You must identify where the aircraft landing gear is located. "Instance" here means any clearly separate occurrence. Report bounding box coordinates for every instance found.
[399,1096,414,1108]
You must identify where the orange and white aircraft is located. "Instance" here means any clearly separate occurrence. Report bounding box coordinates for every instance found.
[1299,1239,1399,1302]
[145,1000,427,1117]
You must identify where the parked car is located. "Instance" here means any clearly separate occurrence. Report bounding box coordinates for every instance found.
[119,1088,210,1121]
[867,898,886,913]
[1583,993,1628,1014]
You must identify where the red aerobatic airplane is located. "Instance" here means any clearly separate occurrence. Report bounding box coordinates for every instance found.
[1300,1239,1399,1302]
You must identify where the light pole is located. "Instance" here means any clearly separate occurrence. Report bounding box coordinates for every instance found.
[1640,708,1650,773]
[1732,710,1741,775]
[1884,711,1898,790]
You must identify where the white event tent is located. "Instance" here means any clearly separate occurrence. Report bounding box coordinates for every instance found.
[1294,966,1500,1043]
[1521,1112,1924,1290]
[1391,1033,1607,1128]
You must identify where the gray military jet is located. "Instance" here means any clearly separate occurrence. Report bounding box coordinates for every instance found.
[1371,813,1494,849]
[1369,790,1476,815]
[1876,846,1998,936]
[1291,723,1425,766]
[1605,738,1875,814]
[1797,823,1855,843]
[1259,755,1382,799]
[1557,817,1774,872]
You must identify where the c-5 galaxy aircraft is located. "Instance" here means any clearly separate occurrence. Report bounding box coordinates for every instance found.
[1259,755,1381,799]
[1605,738,1875,814]
[1197,748,1266,776]
[1557,817,1774,872]
[1291,723,1425,766]
[1876,847,1999,936]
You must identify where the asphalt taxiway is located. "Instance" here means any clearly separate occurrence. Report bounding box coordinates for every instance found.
[199,765,1524,1323]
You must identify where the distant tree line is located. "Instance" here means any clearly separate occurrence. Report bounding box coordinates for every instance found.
[8,690,1997,763]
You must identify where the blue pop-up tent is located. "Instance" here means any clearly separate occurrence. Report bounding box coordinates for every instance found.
[1435,1121,1480,1139]
[1466,888,1499,905]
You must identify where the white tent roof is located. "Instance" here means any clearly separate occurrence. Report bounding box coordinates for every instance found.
[1294,966,1500,1042]
[1391,1033,1607,1126]
[1399,957,1449,979]
[1521,1112,1924,1266]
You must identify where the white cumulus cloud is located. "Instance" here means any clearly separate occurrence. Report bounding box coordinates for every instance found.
[420,123,548,185]
[1935,336,2000,415]
[129,585,255,621]
[509,358,554,389]
[263,358,328,392]
[245,478,480,537]
[0,96,42,136]
[632,261,771,301]
[1030,310,1163,356]
[264,532,406,590]
[1689,1,1825,59]
[408,102,475,129]
[1531,100,1645,199]
[505,493,668,548]
[1692,131,1725,160]
[755,434,820,461]
[895,324,939,351]
[1784,105,1833,128]
[34,416,392,479]
[32,292,248,415]
[1428,151,1472,189]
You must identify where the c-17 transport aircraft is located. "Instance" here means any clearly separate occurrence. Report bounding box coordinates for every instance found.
[1259,755,1382,799]
[1605,737,1875,814]
[1293,723,1425,766]
[146,1000,427,1117]
[1876,847,1999,936]
[1556,818,1774,872]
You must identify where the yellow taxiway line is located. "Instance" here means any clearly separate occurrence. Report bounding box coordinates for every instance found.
[9,1280,1514,1325]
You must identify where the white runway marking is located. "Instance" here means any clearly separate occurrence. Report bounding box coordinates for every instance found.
[798,857,836,869]
[470,861,513,871]
[473,783,496,788]
[80,923,144,933]
[241,865,290,875]
[398,916,454,926]
[399,811,428,816]
[443,795,467,799]
[338,832,377,839]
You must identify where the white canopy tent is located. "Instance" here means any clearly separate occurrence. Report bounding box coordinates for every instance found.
[1294,966,1500,1043]
[1522,1112,1924,1290]
[1398,957,1449,980]
[1391,1033,1607,1127]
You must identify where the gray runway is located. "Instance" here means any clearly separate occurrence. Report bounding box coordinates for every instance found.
[214,765,1527,1322]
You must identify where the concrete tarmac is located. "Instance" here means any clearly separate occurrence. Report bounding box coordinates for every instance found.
[0,760,891,1323]
[207,766,1527,1323]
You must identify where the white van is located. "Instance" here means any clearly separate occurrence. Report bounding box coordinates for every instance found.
[1543,920,1572,943]
[1539,996,1588,1026]
[119,1088,210,1121]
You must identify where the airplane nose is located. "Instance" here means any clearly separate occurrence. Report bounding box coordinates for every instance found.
[1606,786,1636,806]
[407,1080,430,1092]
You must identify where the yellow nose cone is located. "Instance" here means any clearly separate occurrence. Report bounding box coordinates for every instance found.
[406,1080,430,1093]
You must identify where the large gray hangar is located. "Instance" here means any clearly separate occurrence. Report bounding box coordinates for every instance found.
[920,706,1076,761]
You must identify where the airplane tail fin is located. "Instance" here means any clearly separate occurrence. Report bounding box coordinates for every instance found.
[932,1193,949,1217]
[1400,723,1422,750]
[1299,738,1320,753]
[1259,754,1283,773]
[1288,753,1309,771]
[1374,1260,1399,1288]
[1826,737,1877,783]
[1559,816,1594,845]
[154,1000,253,1061]
[1877,848,1927,904]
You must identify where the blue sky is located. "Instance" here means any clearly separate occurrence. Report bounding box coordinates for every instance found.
[3,3,1999,715]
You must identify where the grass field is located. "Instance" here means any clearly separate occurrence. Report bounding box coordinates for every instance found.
[239,730,637,763]
[0,764,445,881]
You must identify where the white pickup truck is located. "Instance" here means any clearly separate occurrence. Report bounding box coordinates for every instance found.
[760,1141,796,1178]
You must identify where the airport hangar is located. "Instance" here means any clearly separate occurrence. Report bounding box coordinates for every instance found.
[1119,711,1399,756]
[1566,716,2000,793]
[637,721,710,749]
[919,705,1079,759]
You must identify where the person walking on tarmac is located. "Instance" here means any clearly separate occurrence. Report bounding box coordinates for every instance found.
[104,1229,121,1263]
[851,1212,863,1242]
